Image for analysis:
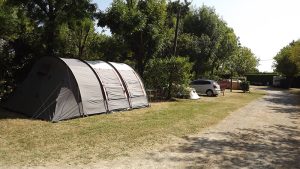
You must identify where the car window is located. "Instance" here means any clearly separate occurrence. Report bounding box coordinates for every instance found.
[203,81,211,85]
[196,80,203,85]
[191,80,201,85]
[190,81,196,85]
[191,80,211,85]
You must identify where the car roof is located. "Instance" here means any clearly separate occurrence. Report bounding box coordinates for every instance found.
[192,79,213,82]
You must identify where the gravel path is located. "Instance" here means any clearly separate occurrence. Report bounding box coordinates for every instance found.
[83,87,300,169]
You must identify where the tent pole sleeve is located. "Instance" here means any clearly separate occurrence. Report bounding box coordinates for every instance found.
[106,62,132,109]
[132,70,150,107]
[79,59,110,113]
[57,57,85,117]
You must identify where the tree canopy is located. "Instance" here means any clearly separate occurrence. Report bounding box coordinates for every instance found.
[273,40,300,78]
[183,6,239,77]
[0,0,262,99]
[97,0,168,76]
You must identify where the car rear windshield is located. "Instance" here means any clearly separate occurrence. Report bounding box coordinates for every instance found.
[191,80,211,85]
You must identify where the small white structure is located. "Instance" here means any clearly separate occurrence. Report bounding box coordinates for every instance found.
[189,88,200,100]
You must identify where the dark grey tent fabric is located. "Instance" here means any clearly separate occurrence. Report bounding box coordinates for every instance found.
[4,57,83,121]
[61,58,106,115]
[4,57,148,122]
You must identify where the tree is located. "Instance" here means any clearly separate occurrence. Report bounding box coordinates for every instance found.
[97,0,168,77]
[183,5,238,77]
[8,0,96,56]
[273,40,300,87]
[58,18,98,59]
[232,47,259,76]
[290,40,300,69]
[1,0,97,98]
[87,34,131,62]
[166,0,191,56]
[0,1,39,99]
[219,46,259,77]
[144,56,193,99]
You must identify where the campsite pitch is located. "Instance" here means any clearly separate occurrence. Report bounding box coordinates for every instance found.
[0,89,265,168]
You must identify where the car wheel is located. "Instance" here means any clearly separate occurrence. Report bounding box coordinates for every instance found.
[206,90,214,97]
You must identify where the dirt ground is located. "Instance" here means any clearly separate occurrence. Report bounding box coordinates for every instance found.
[6,87,300,169]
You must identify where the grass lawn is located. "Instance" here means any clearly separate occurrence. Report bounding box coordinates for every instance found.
[288,88,300,95]
[0,89,265,166]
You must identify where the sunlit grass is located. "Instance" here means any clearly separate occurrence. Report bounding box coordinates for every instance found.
[289,88,300,95]
[0,89,266,166]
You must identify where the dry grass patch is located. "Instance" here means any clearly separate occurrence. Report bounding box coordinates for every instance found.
[0,89,266,166]
[289,88,300,95]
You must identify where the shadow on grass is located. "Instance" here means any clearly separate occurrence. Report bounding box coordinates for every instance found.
[144,87,300,168]
[262,88,300,106]
[181,125,300,169]
[145,124,300,169]
[264,89,300,123]
[269,106,300,121]
[0,107,28,120]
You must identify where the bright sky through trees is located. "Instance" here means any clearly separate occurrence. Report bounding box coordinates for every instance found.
[94,0,300,72]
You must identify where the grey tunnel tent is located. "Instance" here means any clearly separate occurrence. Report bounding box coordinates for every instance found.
[4,57,149,122]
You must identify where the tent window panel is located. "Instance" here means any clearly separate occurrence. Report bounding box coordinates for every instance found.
[87,98,103,104]
[127,82,143,89]
[104,84,124,89]
[122,70,144,85]
[105,87,127,100]
[97,70,122,85]
[124,78,139,85]
[118,70,145,97]
[129,91,144,97]
[127,86,145,96]
[100,75,121,84]
[128,86,144,97]
[120,71,137,82]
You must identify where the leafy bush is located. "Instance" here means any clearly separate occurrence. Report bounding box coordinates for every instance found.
[144,56,193,99]
[240,81,250,92]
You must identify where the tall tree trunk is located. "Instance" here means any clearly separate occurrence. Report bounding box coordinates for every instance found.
[287,76,294,89]
[210,56,218,76]
[77,26,90,58]
[167,64,175,99]
[136,31,144,77]
[46,8,56,57]
[173,3,181,56]
[230,71,233,92]
[45,25,55,56]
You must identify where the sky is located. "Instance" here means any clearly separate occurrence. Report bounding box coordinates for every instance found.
[93,0,300,72]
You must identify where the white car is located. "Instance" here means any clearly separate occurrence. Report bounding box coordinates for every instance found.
[190,79,221,96]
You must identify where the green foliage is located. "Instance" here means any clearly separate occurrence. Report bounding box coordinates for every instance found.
[144,56,193,99]
[97,0,168,76]
[273,40,300,88]
[0,1,18,41]
[183,5,239,77]
[7,0,97,56]
[240,81,250,92]
[0,0,97,99]
[273,40,300,78]
[291,40,300,68]
[58,18,100,60]
[1,0,262,101]
[230,47,259,76]
[0,1,40,98]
